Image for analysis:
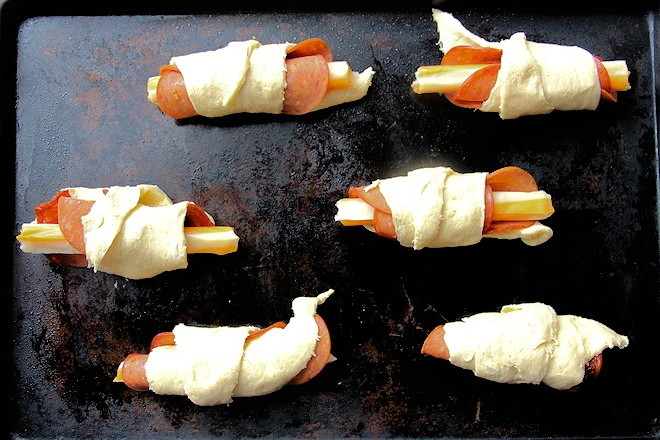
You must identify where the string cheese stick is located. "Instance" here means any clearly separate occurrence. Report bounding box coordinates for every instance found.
[16,224,239,256]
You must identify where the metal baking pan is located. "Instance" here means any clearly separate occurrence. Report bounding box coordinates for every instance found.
[4,0,659,438]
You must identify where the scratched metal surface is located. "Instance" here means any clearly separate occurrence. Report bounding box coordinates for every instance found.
[3,1,660,438]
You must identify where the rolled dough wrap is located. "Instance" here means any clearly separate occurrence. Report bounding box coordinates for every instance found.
[71,184,213,280]
[443,303,629,389]
[432,9,603,119]
[370,167,486,249]
[144,290,333,406]
[169,39,374,117]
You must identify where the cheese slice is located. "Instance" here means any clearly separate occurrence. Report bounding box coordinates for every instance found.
[432,9,604,119]
[443,303,629,389]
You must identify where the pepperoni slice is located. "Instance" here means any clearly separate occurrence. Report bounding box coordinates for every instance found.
[484,220,536,234]
[486,166,538,192]
[185,203,215,227]
[452,64,500,103]
[156,68,198,120]
[35,189,71,224]
[289,314,332,385]
[348,186,391,214]
[372,210,397,240]
[286,38,333,63]
[439,47,502,108]
[443,92,484,109]
[150,332,176,351]
[246,321,287,342]
[421,325,450,360]
[282,55,329,115]
[440,46,503,66]
[585,353,603,380]
[57,197,95,254]
[120,353,150,392]
[483,184,494,233]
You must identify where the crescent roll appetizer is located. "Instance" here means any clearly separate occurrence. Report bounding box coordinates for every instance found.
[411,9,631,119]
[16,184,239,280]
[114,290,334,406]
[148,38,374,119]
[421,303,629,390]
[335,165,555,248]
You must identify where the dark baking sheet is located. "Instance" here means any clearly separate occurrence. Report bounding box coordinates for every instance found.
[3,0,660,438]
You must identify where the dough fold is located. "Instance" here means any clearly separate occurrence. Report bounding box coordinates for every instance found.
[432,9,601,119]
[443,303,629,389]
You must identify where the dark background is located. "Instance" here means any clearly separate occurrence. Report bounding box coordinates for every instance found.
[3,1,659,438]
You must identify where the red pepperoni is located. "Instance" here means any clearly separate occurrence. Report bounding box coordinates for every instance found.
[184,203,215,227]
[35,189,71,224]
[484,220,536,235]
[348,186,391,214]
[155,68,198,120]
[289,314,332,385]
[57,197,94,254]
[443,92,484,109]
[372,210,397,240]
[121,353,150,392]
[286,38,333,63]
[282,54,329,115]
[150,332,176,351]
[585,353,603,379]
[440,46,503,66]
[594,56,612,93]
[486,166,538,192]
[483,184,494,233]
[246,321,287,342]
[421,325,450,360]
[452,64,500,103]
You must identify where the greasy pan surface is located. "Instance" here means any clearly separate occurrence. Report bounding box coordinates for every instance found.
[3,1,659,438]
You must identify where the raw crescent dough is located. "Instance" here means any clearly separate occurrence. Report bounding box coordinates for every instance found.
[69,184,212,280]
[443,303,629,389]
[171,40,290,117]
[369,167,486,249]
[170,40,374,118]
[363,166,553,247]
[432,9,601,119]
[145,290,333,406]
